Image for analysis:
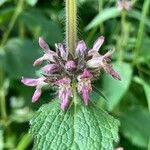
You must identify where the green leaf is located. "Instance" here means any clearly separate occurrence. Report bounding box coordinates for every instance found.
[134,76,150,110]
[128,9,150,28]
[26,0,38,6]
[30,98,120,150]
[120,107,150,148]
[102,63,132,111]
[2,38,41,79]
[20,10,63,45]
[0,0,8,6]
[85,7,121,31]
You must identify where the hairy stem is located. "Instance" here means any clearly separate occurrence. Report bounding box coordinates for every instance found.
[66,0,77,56]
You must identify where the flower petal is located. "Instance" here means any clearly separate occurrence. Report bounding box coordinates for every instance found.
[104,64,121,80]
[86,57,103,68]
[65,60,76,70]
[55,43,68,60]
[39,37,51,53]
[76,40,87,57]
[82,87,90,105]
[79,69,93,79]
[92,36,104,51]
[42,64,59,74]
[21,77,39,86]
[32,88,42,102]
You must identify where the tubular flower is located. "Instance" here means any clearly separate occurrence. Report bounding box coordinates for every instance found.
[77,69,93,105]
[21,36,121,111]
[56,77,72,111]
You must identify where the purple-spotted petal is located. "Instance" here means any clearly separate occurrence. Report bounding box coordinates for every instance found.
[32,88,42,102]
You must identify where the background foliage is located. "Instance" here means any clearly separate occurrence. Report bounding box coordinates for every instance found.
[0,0,150,149]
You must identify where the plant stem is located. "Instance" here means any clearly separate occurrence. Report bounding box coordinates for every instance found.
[0,0,24,46]
[66,0,77,56]
[134,0,150,63]
[98,0,104,33]
[0,68,7,120]
[118,10,126,62]
[16,133,32,150]
[0,90,7,120]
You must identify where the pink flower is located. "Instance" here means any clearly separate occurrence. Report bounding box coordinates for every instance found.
[75,40,87,57]
[42,64,59,74]
[88,36,104,57]
[77,69,93,105]
[21,77,47,102]
[65,60,76,70]
[87,37,121,80]
[56,77,72,111]
[117,0,131,11]
[33,37,58,66]
[22,36,121,110]
[55,43,68,61]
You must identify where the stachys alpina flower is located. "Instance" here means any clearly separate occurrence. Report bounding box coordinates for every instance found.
[21,36,121,111]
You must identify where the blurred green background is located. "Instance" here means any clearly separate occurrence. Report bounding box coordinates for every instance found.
[0,0,150,149]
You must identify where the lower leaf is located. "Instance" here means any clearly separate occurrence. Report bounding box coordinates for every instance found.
[30,98,120,150]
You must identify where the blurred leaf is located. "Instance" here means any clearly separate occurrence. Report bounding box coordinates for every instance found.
[20,10,63,45]
[0,129,4,150]
[2,38,41,79]
[85,7,120,30]
[30,99,119,149]
[134,76,150,110]
[120,107,150,148]
[103,63,132,111]
[0,0,8,6]
[25,0,38,6]
[128,9,150,28]
[0,7,14,25]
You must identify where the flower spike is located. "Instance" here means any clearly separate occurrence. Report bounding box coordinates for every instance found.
[22,36,121,110]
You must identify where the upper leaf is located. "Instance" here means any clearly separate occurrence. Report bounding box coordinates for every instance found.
[30,98,120,150]
[119,107,150,148]
[102,63,132,111]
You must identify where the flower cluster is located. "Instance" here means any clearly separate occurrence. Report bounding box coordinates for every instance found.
[21,36,121,111]
[117,0,131,11]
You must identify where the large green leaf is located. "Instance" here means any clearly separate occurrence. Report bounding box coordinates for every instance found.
[85,7,120,31]
[120,107,150,148]
[25,0,38,6]
[2,38,41,79]
[102,63,132,111]
[128,9,150,28]
[30,98,120,150]
[19,10,63,45]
